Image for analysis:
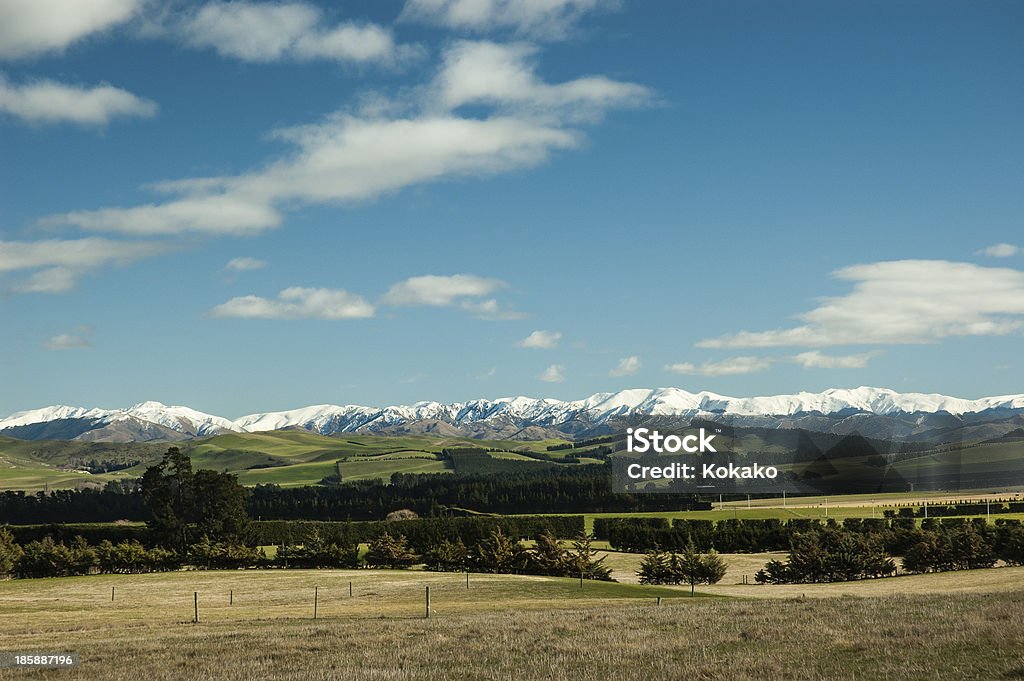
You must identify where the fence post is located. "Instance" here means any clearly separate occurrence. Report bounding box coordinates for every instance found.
[657,597,661,606]
[349,581,352,598]
[111,586,114,602]
[230,589,233,606]
[194,592,198,623]
[466,571,469,589]
[313,586,318,620]
[425,586,430,619]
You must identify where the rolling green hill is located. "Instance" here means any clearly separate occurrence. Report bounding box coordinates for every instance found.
[0,431,596,491]
[4,428,1017,493]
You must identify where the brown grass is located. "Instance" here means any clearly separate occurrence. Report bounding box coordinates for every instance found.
[2,567,1023,680]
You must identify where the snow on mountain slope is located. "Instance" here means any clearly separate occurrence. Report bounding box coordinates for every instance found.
[0,401,236,437]
[231,404,376,434]
[3,387,1024,440]
[0,405,115,428]
[121,401,238,436]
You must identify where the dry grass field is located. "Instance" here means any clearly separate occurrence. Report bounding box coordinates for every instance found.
[1,564,1023,680]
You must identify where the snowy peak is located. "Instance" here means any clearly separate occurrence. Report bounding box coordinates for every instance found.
[0,405,114,429]
[2,387,1023,442]
[121,402,237,436]
[0,402,236,438]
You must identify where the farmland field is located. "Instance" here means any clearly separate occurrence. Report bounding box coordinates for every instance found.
[0,432,600,490]
[1,567,1022,680]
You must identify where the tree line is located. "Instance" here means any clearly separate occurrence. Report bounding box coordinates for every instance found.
[636,542,728,594]
[0,526,611,581]
[883,501,1024,518]
[754,521,1023,584]
[0,460,709,525]
[597,515,1024,557]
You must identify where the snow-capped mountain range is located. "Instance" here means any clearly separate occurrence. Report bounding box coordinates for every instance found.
[2,387,1023,443]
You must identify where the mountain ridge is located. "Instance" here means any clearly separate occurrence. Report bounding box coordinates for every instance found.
[2,387,1023,442]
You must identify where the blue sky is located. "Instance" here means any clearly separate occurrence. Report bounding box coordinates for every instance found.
[1,0,1023,417]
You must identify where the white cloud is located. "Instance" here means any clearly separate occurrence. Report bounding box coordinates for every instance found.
[173,1,415,65]
[46,194,281,236]
[434,41,650,120]
[44,333,92,350]
[609,355,640,376]
[540,363,565,382]
[0,76,157,125]
[0,0,141,59]
[517,330,561,349]
[792,351,879,369]
[383,274,506,306]
[698,260,1024,348]
[401,0,614,39]
[977,243,1019,258]
[15,267,78,294]
[0,237,167,271]
[0,237,168,294]
[208,274,523,321]
[458,297,524,320]
[42,40,646,236]
[665,356,773,377]
[225,257,267,272]
[209,287,374,320]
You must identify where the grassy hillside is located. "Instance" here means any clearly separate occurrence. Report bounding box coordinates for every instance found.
[2,428,1019,493]
[0,431,594,491]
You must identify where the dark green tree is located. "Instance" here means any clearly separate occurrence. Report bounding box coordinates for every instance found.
[637,547,672,585]
[567,532,613,581]
[69,535,97,575]
[698,549,728,588]
[530,530,569,576]
[425,537,470,572]
[140,447,249,551]
[787,533,829,583]
[193,469,250,542]
[0,528,23,577]
[472,528,526,574]
[365,532,417,569]
[673,541,707,594]
[140,447,195,551]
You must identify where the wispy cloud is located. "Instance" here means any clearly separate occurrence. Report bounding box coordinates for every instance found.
[609,355,641,376]
[977,243,1020,258]
[434,41,650,121]
[458,298,525,320]
[225,256,267,272]
[383,274,505,306]
[792,350,879,369]
[210,273,523,321]
[517,330,561,349]
[540,363,565,383]
[0,238,168,294]
[383,274,520,318]
[698,260,1024,348]
[44,333,93,350]
[41,40,648,236]
[169,2,419,65]
[209,287,374,320]
[400,0,616,39]
[0,75,156,125]
[666,356,773,377]
[0,0,141,59]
